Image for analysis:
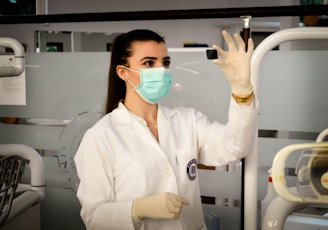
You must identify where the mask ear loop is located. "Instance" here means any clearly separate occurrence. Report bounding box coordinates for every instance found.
[127,79,138,89]
[118,65,131,82]
[118,65,139,89]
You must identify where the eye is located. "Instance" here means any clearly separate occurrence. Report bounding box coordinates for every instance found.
[163,60,171,68]
[144,60,155,67]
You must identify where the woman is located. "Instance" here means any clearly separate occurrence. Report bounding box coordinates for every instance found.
[74,29,258,230]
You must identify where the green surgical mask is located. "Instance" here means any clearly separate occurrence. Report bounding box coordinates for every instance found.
[122,66,172,104]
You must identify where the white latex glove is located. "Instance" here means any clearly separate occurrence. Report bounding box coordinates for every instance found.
[212,30,254,97]
[132,192,189,221]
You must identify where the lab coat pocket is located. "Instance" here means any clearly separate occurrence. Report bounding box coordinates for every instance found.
[176,148,198,184]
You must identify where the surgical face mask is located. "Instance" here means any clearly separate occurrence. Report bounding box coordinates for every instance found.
[122,66,172,104]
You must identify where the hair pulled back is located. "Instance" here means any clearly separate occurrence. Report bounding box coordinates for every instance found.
[105,29,165,113]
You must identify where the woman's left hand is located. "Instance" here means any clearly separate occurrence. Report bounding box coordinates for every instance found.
[212,30,254,97]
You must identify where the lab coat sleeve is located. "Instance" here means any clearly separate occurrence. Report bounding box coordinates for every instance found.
[74,129,135,230]
[197,96,258,166]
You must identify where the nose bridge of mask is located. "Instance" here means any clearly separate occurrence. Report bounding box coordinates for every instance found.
[123,66,170,85]
[139,67,170,85]
[139,67,166,77]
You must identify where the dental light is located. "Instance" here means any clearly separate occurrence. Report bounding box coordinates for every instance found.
[0,37,25,78]
[262,129,328,230]
[272,142,328,205]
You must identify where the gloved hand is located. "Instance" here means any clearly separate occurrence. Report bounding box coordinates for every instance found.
[212,30,254,97]
[132,192,189,221]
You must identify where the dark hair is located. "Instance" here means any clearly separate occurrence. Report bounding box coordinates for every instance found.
[105,29,165,113]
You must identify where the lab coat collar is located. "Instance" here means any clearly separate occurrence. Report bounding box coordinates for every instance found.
[158,103,177,119]
[111,102,134,125]
[112,102,176,149]
[112,102,177,125]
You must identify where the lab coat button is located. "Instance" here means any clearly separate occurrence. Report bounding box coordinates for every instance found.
[164,169,172,177]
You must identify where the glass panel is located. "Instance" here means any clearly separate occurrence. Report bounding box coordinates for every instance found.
[163,48,230,122]
[259,51,328,133]
[0,52,109,119]
[1,50,328,229]
[35,31,120,52]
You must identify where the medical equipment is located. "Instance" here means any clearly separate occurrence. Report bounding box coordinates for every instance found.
[262,128,328,230]
[0,144,45,227]
[238,15,253,228]
[206,15,252,60]
[0,38,25,78]
[261,168,276,221]
[206,49,218,60]
[240,15,252,51]
[245,27,328,230]
[0,155,26,226]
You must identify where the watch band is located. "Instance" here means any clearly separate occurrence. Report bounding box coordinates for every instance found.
[232,91,254,104]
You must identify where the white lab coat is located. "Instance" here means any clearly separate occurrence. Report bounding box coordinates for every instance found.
[74,98,258,230]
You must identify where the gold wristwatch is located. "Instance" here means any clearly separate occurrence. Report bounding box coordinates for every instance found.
[232,91,254,104]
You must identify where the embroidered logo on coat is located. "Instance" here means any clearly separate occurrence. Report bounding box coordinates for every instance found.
[186,158,197,181]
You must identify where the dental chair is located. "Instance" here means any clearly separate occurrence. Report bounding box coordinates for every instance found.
[262,128,328,230]
[0,38,44,228]
[0,144,45,229]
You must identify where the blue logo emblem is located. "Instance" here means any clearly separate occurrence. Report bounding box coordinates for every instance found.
[186,158,197,181]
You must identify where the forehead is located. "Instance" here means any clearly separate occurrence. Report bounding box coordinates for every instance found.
[129,41,168,60]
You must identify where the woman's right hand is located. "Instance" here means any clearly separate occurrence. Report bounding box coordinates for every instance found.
[132,192,189,220]
[212,30,254,97]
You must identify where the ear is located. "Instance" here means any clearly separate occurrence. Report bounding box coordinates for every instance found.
[116,65,127,81]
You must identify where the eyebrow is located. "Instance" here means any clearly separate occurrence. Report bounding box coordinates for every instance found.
[139,56,171,62]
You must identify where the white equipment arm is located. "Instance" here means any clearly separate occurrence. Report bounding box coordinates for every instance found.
[0,144,45,199]
[0,37,25,77]
[246,27,328,230]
